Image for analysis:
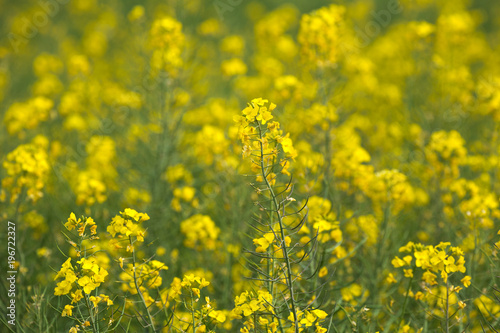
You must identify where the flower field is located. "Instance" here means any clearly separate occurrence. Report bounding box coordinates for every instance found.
[1,0,500,332]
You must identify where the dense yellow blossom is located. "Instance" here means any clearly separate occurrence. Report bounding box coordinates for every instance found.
[180,214,220,251]
[2,141,49,203]
[4,1,500,332]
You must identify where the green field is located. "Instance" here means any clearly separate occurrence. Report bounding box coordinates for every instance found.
[1,0,500,332]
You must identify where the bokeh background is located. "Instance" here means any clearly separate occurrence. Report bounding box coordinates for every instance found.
[1,0,500,332]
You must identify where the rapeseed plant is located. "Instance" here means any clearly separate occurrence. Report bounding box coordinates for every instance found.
[2,0,500,332]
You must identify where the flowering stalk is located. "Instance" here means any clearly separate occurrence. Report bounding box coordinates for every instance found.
[233,98,328,333]
[54,213,111,333]
[391,241,471,331]
[176,274,222,332]
[107,209,163,331]
[83,293,99,333]
[395,273,414,333]
[129,235,156,332]
[256,122,299,331]
[191,293,196,333]
[445,279,450,333]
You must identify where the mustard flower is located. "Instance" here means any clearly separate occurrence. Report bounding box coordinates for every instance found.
[2,141,49,203]
[180,214,220,251]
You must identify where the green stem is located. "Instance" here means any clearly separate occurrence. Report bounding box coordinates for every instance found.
[13,185,26,223]
[337,304,355,330]
[83,293,99,333]
[396,274,414,332]
[77,237,98,333]
[445,279,449,333]
[130,236,156,332]
[191,293,196,333]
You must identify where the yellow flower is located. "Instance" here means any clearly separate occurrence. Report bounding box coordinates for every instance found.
[461,275,471,288]
[386,273,397,284]
[404,269,413,278]
[118,257,125,269]
[89,296,100,308]
[311,309,328,320]
[180,214,220,251]
[99,294,113,306]
[414,291,424,300]
[71,290,83,304]
[256,108,273,125]
[64,213,81,231]
[209,310,226,323]
[221,58,247,76]
[253,233,275,253]
[422,271,437,285]
[316,326,327,333]
[242,104,259,122]
[300,311,316,327]
[392,256,407,268]
[128,5,144,22]
[107,209,148,245]
[54,258,73,280]
[54,279,74,296]
[61,304,74,317]
[279,134,298,160]
[298,4,346,68]
[318,266,328,278]
[341,283,362,302]
[77,276,98,294]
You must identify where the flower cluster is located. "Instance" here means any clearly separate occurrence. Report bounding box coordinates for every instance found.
[2,140,49,203]
[288,308,328,333]
[298,4,347,69]
[180,274,211,299]
[172,186,198,212]
[443,178,500,230]
[73,171,107,207]
[180,214,220,251]
[231,290,276,332]
[54,213,109,301]
[5,0,500,332]
[253,229,293,257]
[165,274,227,331]
[298,196,342,245]
[192,125,232,168]
[70,136,117,207]
[388,242,472,330]
[107,208,149,251]
[4,96,53,137]
[425,130,467,182]
[367,169,418,214]
[64,213,97,239]
[391,241,471,322]
[119,260,168,306]
[54,256,109,306]
[149,16,185,76]
[235,98,297,182]
[392,241,470,286]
